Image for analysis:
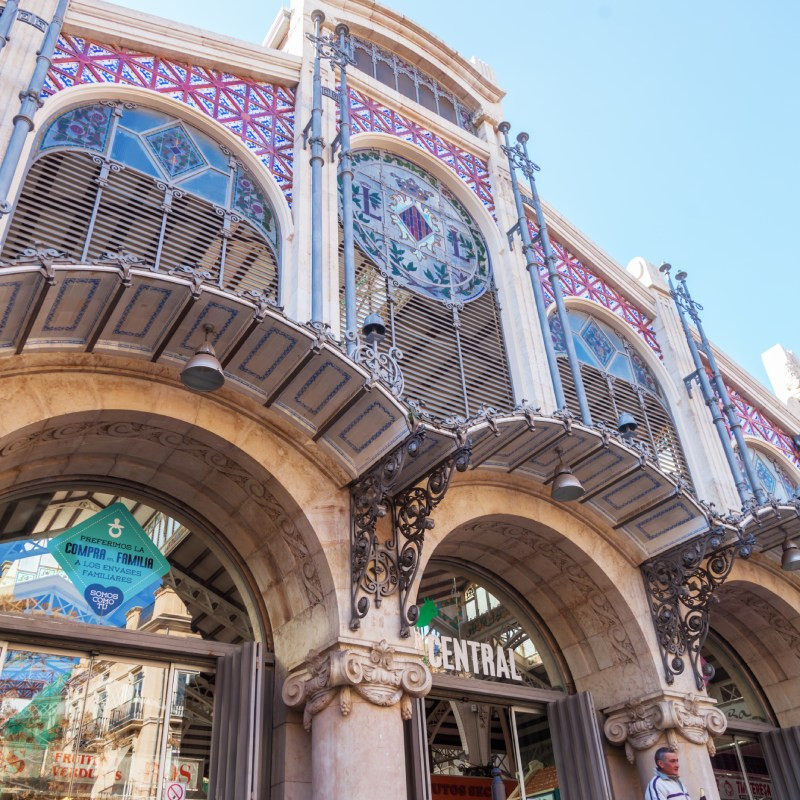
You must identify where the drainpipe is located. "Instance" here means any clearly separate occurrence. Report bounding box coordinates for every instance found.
[661,264,753,507]
[0,0,69,214]
[0,0,21,53]
[499,121,564,412]
[308,10,325,324]
[517,132,592,425]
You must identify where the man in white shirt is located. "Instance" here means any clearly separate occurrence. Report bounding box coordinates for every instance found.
[645,747,691,800]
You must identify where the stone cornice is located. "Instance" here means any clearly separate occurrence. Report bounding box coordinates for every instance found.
[282,639,432,730]
[65,0,302,87]
[603,691,727,763]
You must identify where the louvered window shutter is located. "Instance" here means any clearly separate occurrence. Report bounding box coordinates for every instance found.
[759,726,800,799]
[208,642,267,800]
[548,692,614,800]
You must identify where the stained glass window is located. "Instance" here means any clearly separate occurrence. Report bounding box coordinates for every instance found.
[347,149,491,305]
[740,447,798,502]
[36,102,279,256]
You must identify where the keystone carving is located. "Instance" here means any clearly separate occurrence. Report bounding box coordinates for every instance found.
[282,639,432,731]
[603,691,727,764]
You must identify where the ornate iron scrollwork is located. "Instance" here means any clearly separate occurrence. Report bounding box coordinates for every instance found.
[641,526,755,690]
[351,430,471,637]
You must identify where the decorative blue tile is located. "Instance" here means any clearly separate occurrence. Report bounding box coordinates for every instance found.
[600,471,661,512]
[755,455,776,495]
[42,278,100,332]
[180,302,239,350]
[239,328,298,381]
[114,285,172,338]
[0,281,22,336]
[633,500,705,540]
[582,319,614,366]
[294,361,352,416]
[338,401,396,454]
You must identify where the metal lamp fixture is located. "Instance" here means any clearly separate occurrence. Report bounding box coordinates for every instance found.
[180,324,225,392]
[781,534,800,572]
[362,312,386,346]
[551,447,585,502]
[617,412,638,443]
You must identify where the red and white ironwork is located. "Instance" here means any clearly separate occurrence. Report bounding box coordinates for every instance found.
[42,35,296,203]
[348,88,495,217]
[526,219,661,356]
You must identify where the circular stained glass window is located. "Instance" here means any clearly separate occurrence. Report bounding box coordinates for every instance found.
[345,150,491,304]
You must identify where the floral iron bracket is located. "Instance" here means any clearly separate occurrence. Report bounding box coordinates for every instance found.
[641,525,755,690]
[350,428,472,637]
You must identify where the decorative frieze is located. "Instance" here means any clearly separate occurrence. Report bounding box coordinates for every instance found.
[282,639,431,731]
[604,691,727,763]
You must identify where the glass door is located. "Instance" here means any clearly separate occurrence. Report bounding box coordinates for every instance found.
[0,644,213,800]
[510,707,560,800]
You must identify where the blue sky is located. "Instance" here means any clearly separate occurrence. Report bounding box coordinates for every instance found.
[118,0,798,390]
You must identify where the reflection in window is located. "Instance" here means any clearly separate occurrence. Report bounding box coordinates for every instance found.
[2,102,280,299]
[550,310,692,483]
[350,36,478,133]
[0,489,253,643]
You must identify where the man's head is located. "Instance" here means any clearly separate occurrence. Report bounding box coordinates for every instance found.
[654,747,679,777]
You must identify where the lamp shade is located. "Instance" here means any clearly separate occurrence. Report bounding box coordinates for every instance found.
[180,336,225,392]
[551,466,585,502]
[781,537,800,571]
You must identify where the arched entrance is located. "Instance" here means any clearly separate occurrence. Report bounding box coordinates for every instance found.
[0,403,335,800]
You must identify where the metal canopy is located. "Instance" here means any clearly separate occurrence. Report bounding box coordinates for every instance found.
[0,259,715,555]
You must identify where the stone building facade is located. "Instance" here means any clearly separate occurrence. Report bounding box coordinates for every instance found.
[0,1,798,799]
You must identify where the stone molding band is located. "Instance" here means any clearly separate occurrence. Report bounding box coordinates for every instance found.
[603,691,727,763]
[282,639,432,731]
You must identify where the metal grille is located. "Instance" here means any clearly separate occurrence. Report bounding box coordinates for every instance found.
[1,151,279,299]
[339,230,515,420]
[557,358,692,484]
[350,36,477,133]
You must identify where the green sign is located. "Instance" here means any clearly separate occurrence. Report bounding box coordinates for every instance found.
[49,503,170,617]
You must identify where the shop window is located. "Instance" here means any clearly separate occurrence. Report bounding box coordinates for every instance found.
[340,149,515,420]
[711,735,773,800]
[1,102,280,300]
[550,310,692,485]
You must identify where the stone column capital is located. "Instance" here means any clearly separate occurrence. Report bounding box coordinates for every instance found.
[282,639,432,731]
[603,690,727,764]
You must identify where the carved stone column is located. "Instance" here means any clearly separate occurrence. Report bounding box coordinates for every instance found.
[282,639,432,799]
[604,691,727,799]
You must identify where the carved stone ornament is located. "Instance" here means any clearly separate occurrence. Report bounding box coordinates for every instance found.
[603,691,727,764]
[282,639,432,731]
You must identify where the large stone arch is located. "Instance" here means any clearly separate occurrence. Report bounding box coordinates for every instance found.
[711,557,800,726]
[418,477,663,709]
[0,359,344,665]
[0,83,294,263]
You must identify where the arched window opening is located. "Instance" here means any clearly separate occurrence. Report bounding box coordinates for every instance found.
[350,37,478,133]
[704,634,776,799]
[414,564,564,797]
[737,445,798,503]
[550,310,692,484]
[1,102,280,299]
[340,149,514,420]
[0,489,255,643]
[0,489,262,800]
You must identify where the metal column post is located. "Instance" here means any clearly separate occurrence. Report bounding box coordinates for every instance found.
[675,271,767,504]
[661,264,753,507]
[0,0,21,52]
[335,23,357,356]
[517,132,592,425]
[308,10,325,324]
[499,121,564,412]
[0,0,69,213]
